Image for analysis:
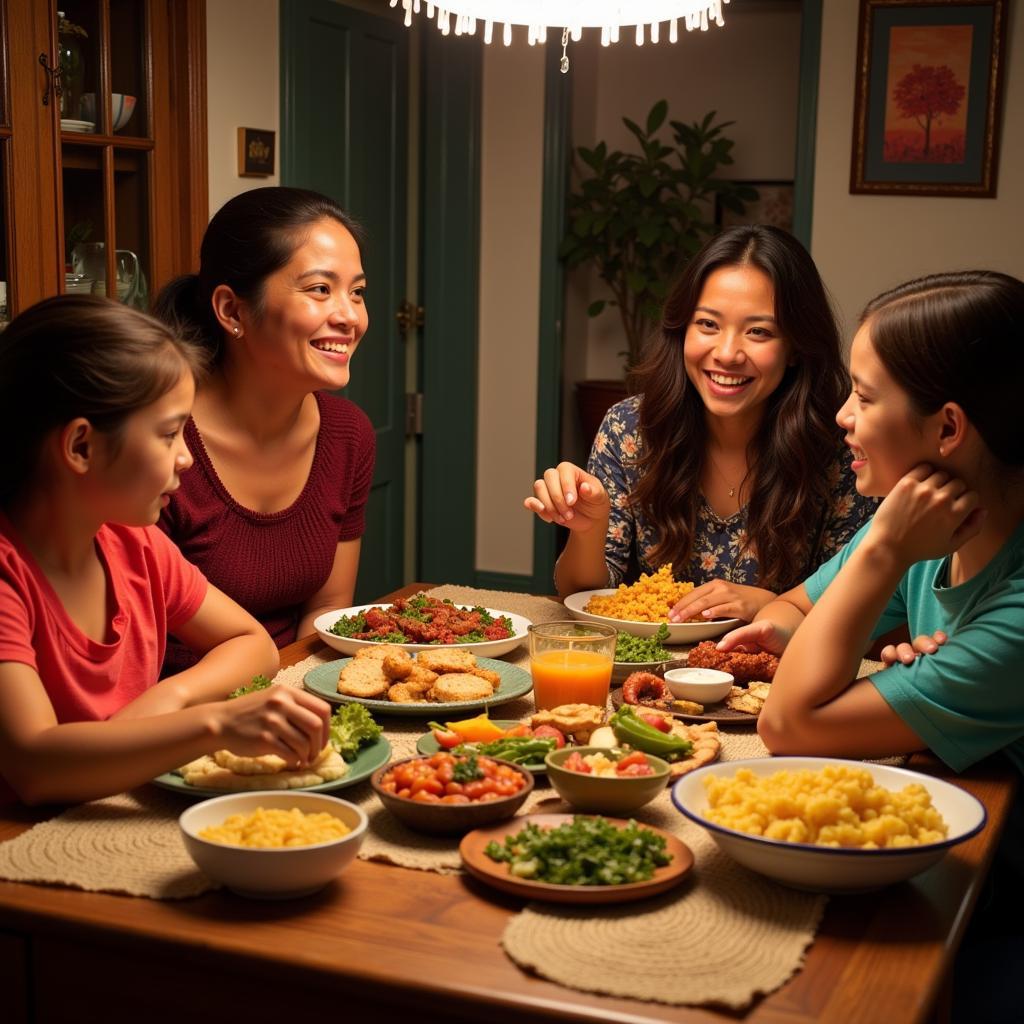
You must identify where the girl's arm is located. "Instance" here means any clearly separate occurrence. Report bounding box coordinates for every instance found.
[0,662,330,805]
[758,466,983,756]
[714,583,814,655]
[297,538,361,639]
[111,585,279,719]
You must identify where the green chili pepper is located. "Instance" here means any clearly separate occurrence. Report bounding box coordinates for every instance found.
[609,705,693,761]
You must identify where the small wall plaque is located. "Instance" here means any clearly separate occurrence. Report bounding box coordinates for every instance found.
[237,127,275,177]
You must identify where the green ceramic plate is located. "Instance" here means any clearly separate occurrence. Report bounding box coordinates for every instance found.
[415,720,550,773]
[304,657,532,716]
[151,736,392,798]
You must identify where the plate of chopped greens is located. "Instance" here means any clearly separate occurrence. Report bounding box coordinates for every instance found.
[314,594,531,658]
[611,624,688,684]
[459,813,693,904]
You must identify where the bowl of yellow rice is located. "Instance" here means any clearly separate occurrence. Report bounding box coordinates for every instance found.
[179,791,368,899]
[671,757,985,892]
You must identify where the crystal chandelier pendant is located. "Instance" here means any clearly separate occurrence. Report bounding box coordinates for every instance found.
[388,1,728,71]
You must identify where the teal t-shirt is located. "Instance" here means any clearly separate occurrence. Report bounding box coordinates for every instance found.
[804,519,1024,775]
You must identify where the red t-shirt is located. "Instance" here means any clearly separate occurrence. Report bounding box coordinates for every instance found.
[0,515,207,724]
[158,391,375,671]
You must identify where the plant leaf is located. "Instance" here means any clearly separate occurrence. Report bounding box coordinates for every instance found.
[587,300,607,317]
[646,99,668,135]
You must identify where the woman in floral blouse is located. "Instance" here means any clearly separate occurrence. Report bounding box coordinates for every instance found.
[525,225,876,622]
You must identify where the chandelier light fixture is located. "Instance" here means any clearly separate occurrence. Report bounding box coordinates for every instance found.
[388,1,729,71]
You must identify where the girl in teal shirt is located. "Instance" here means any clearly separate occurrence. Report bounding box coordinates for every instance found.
[719,268,1024,1023]
[720,269,1024,769]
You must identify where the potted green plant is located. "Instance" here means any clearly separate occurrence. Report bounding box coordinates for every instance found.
[561,100,757,440]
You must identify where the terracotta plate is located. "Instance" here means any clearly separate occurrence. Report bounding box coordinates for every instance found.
[460,813,693,905]
[611,686,759,727]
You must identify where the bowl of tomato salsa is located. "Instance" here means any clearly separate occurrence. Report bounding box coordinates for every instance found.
[371,752,534,836]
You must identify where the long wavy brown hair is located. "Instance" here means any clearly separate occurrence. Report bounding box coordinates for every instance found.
[630,225,849,592]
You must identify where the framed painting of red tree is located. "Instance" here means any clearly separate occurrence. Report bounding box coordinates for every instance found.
[850,0,1007,197]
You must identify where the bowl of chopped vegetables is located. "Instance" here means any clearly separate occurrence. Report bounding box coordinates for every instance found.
[545,745,670,814]
[611,624,686,685]
[371,752,534,836]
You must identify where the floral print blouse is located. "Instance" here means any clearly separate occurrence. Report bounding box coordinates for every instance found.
[588,396,877,590]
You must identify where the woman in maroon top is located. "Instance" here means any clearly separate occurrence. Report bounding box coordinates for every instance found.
[154,188,376,672]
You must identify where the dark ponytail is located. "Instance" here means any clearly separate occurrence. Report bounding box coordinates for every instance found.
[152,186,366,363]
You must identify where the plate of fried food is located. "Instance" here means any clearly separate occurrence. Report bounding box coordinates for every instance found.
[564,565,739,643]
[314,592,531,659]
[153,701,392,797]
[612,641,780,725]
[303,646,533,716]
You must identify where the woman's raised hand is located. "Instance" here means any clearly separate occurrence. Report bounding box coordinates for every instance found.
[524,462,609,533]
[215,686,331,767]
[668,580,776,624]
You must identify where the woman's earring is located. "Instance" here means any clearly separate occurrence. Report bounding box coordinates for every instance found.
[232,326,240,337]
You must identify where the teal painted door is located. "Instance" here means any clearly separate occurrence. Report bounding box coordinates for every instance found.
[281,0,408,603]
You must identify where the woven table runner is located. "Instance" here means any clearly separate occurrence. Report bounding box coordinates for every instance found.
[0,585,885,1009]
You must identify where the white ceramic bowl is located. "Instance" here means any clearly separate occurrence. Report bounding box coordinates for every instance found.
[564,589,740,643]
[80,92,137,131]
[663,667,734,703]
[314,603,531,658]
[179,791,368,899]
[671,757,986,893]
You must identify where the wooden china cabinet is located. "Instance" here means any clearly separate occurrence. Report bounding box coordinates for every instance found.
[0,0,207,323]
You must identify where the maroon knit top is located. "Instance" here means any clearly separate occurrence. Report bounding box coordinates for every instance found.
[158,391,375,673]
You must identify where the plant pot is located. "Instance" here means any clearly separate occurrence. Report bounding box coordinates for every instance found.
[576,378,629,448]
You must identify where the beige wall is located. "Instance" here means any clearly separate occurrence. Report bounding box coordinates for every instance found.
[206,0,280,217]
[811,0,1024,337]
[475,42,546,576]
[568,3,804,384]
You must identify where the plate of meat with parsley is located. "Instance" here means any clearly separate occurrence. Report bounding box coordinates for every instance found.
[314,592,531,658]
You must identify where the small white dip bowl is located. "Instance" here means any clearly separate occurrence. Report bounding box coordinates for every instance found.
[663,667,734,703]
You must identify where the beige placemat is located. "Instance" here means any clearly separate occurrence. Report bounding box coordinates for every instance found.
[0,788,213,898]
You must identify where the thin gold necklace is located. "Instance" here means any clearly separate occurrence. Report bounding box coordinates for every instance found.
[707,451,744,499]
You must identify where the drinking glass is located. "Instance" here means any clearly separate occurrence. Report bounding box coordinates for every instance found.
[527,621,616,711]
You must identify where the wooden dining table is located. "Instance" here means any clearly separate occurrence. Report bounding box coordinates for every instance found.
[0,582,1017,1024]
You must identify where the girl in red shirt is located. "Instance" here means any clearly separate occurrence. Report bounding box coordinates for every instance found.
[0,296,330,804]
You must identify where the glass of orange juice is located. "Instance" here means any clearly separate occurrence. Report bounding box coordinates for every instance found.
[527,621,617,711]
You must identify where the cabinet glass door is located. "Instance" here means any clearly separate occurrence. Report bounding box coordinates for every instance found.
[61,142,106,296]
[57,0,153,302]
[56,4,98,132]
[109,0,147,138]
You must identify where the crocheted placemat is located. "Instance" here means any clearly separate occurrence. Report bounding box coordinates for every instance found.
[0,788,213,898]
